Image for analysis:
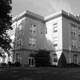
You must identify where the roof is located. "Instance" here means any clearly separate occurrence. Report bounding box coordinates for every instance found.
[12,10,80,24]
[44,10,80,23]
[12,10,44,23]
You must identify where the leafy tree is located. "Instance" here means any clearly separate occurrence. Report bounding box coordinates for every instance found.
[0,0,12,54]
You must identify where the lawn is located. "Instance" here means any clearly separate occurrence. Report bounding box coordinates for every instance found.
[0,67,80,80]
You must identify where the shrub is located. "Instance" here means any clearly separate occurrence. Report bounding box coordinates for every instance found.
[58,53,67,67]
[14,62,21,67]
[35,50,50,67]
[0,63,7,67]
[8,62,21,67]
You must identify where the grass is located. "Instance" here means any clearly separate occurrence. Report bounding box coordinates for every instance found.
[0,67,80,80]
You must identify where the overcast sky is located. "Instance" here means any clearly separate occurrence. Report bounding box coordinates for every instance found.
[12,0,80,17]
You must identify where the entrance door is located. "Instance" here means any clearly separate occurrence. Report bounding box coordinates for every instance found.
[28,57,35,67]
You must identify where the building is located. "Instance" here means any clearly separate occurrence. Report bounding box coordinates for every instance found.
[45,11,80,65]
[12,11,48,66]
[12,10,80,66]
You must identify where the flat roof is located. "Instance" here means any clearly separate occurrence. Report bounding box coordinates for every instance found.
[12,10,80,24]
[12,10,44,23]
[45,10,80,24]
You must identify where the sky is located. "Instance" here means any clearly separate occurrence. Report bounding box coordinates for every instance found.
[12,0,80,17]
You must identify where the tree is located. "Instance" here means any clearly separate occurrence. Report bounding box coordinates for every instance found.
[0,0,12,54]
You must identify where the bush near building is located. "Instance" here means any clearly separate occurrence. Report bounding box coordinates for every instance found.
[34,50,51,67]
[58,53,67,67]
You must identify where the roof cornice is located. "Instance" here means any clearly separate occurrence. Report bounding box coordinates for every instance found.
[12,10,80,24]
[45,10,80,24]
[12,10,44,23]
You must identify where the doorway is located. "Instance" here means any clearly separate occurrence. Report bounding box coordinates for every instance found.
[28,57,35,67]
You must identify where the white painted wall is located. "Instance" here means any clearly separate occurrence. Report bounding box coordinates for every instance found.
[45,16,62,59]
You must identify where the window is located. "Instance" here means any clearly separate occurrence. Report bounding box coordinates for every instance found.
[53,40,58,48]
[78,26,80,32]
[53,23,58,32]
[53,43,57,47]
[52,54,57,62]
[16,39,23,48]
[53,29,57,32]
[53,58,57,62]
[17,18,26,31]
[78,34,80,41]
[32,24,36,27]
[78,42,80,48]
[30,24,37,35]
[71,40,77,49]
[78,35,80,48]
[29,38,36,47]
[30,29,36,34]
[71,23,77,40]
[28,57,35,66]
[71,32,76,40]
[53,23,57,26]
[71,23,77,28]
[18,23,23,31]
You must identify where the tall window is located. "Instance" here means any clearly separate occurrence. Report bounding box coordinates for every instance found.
[16,39,23,48]
[71,32,76,40]
[71,23,77,40]
[32,24,36,28]
[71,40,77,49]
[78,34,80,48]
[18,23,23,31]
[53,23,58,32]
[78,34,80,41]
[28,57,35,67]
[30,24,37,35]
[29,38,36,47]
[78,26,80,33]
[17,17,26,31]
[78,42,80,48]
[53,40,58,49]
[15,22,24,39]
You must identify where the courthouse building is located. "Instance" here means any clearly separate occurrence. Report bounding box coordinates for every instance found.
[12,10,80,66]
